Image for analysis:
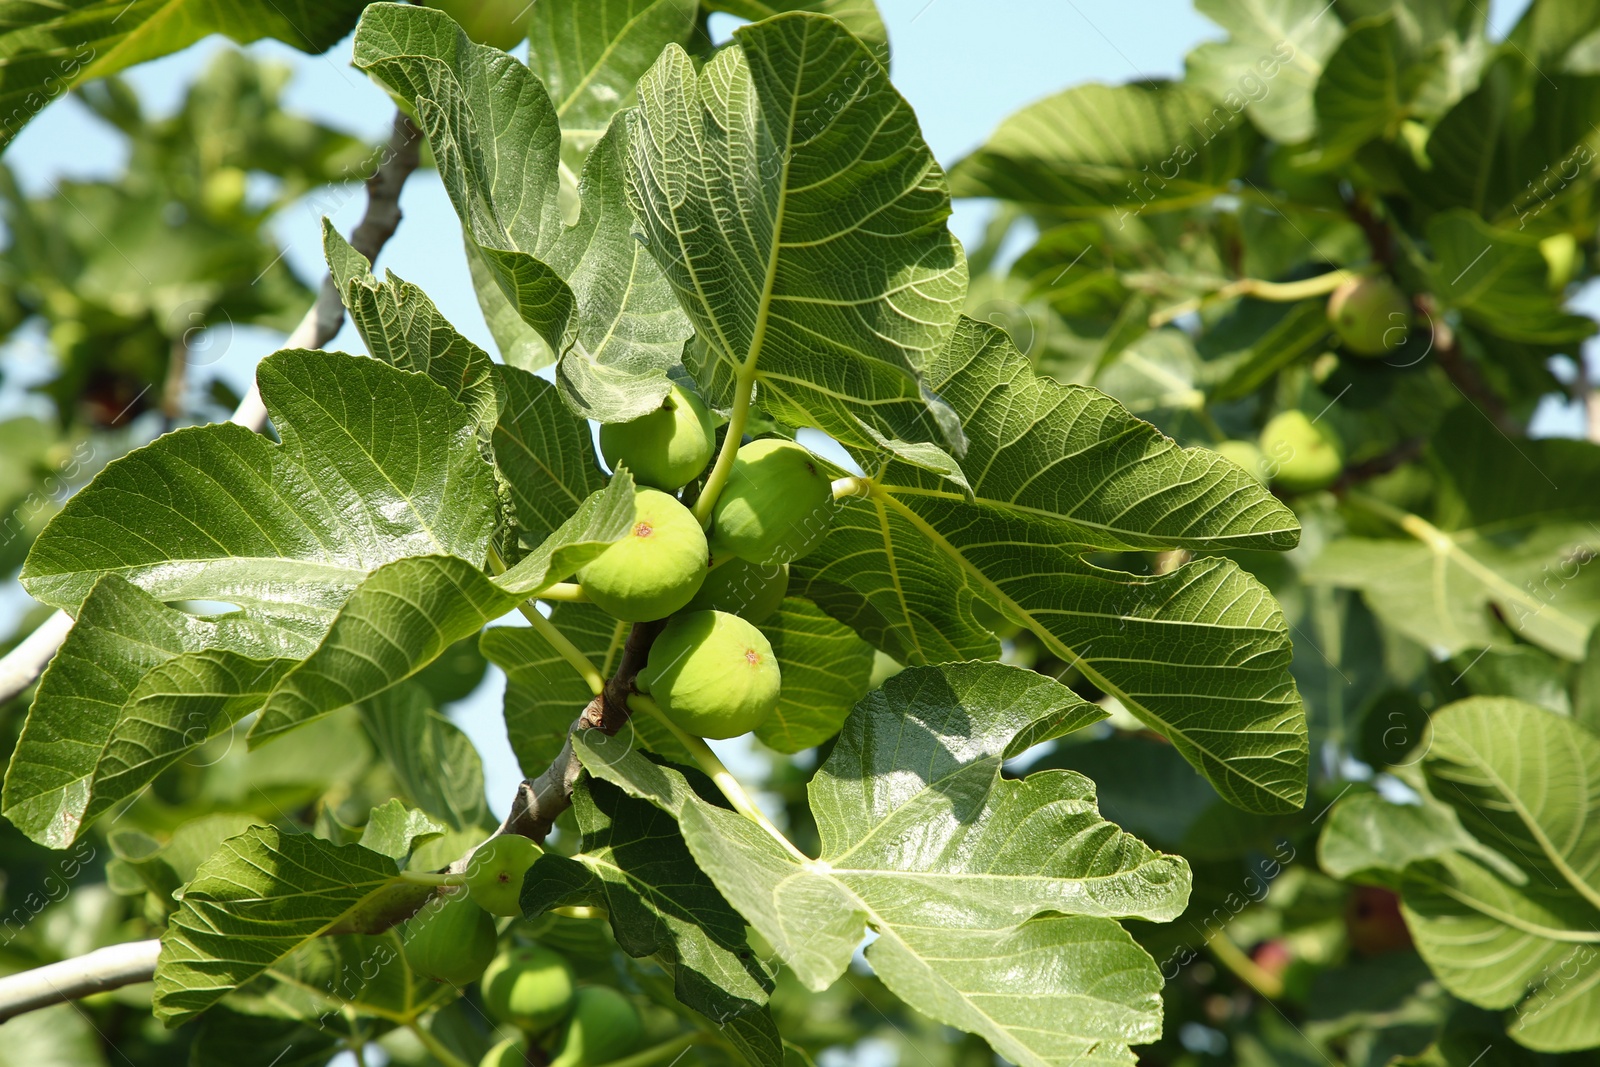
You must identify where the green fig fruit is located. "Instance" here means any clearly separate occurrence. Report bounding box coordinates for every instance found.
[479,1036,528,1067]
[548,987,643,1067]
[1541,233,1579,290]
[637,610,780,739]
[1326,276,1410,357]
[1215,440,1267,484]
[709,439,834,565]
[684,558,789,623]
[578,488,707,622]
[599,384,716,491]
[428,0,527,49]
[1259,410,1343,492]
[403,888,497,986]
[481,943,575,1035]
[465,834,542,918]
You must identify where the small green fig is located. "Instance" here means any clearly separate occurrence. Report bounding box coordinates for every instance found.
[709,439,834,565]
[479,1036,528,1067]
[1215,440,1267,484]
[637,610,781,739]
[428,0,527,49]
[481,943,576,1035]
[1326,276,1411,357]
[1259,410,1343,492]
[578,488,707,622]
[403,888,497,986]
[465,834,542,918]
[548,987,643,1067]
[684,558,789,623]
[1541,233,1579,290]
[599,384,716,491]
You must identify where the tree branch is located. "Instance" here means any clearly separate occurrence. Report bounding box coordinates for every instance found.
[0,939,161,1022]
[0,110,423,709]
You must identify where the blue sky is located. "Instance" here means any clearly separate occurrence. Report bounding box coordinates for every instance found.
[0,0,1550,811]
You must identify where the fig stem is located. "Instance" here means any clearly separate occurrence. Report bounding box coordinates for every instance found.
[628,694,810,864]
[1147,268,1356,328]
[539,582,589,603]
[1204,928,1284,1001]
[831,476,873,500]
[590,1032,707,1067]
[406,1023,472,1067]
[488,547,605,697]
[690,362,759,528]
[399,871,467,887]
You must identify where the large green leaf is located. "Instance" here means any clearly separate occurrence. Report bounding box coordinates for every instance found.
[0,0,366,149]
[1399,699,1600,1052]
[360,682,492,833]
[1186,0,1343,143]
[152,825,435,1026]
[1309,12,1430,166]
[353,3,693,423]
[524,775,773,1021]
[527,0,697,149]
[755,596,875,753]
[1,578,297,848]
[20,348,500,640]
[1427,211,1597,345]
[577,662,1190,1067]
[625,14,967,450]
[948,82,1260,215]
[490,365,612,549]
[1309,409,1600,660]
[797,318,1308,813]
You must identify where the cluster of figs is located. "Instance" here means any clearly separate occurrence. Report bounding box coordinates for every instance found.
[403,837,644,1066]
[1219,274,1412,493]
[581,381,836,740]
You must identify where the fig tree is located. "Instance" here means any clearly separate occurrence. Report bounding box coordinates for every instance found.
[578,488,707,622]
[684,558,788,623]
[479,1036,528,1067]
[599,383,716,491]
[402,888,496,986]
[1259,410,1343,492]
[481,943,575,1035]
[1326,276,1410,357]
[636,610,780,739]
[548,987,643,1067]
[465,834,542,917]
[709,439,834,565]
[427,0,527,49]
[1215,440,1266,484]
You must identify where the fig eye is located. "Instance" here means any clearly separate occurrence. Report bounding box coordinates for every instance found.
[633,521,654,538]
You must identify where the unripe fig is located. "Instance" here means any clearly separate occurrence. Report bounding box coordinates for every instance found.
[578,488,707,622]
[465,834,542,917]
[599,384,716,491]
[709,439,834,565]
[637,610,781,739]
[1259,410,1343,493]
[1326,276,1410,357]
[481,943,575,1035]
[479,1036,528,1067]
[403,888,497,986]
[428,0,527,49]
[1541,233,1578,290]
[548,987,643,1067]
[1215,440,1267,484]
[684,558,789,623]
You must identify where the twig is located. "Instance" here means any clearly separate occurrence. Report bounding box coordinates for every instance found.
[0,939,161,1022]
[1415,294,1520,436]
[0,110,423,709]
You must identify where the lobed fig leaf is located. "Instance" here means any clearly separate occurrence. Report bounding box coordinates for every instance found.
[578,488,707,621]
[599,383,715,491]
[637,610,781,739]
[709,439,834,566]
